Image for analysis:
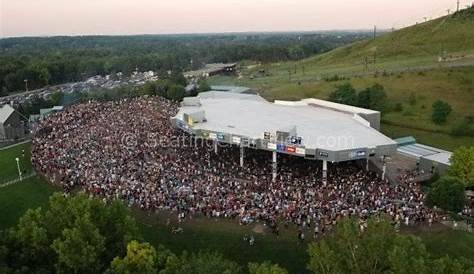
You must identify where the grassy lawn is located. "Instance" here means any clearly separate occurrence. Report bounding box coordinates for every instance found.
[135,210,310,274]
[0,142,33,182]
[0,177,57,230]
[418,230,474,261]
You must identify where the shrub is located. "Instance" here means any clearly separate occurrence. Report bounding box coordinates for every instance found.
[328,83,358,106]
[431,100,452,124]
[426,176,466,213]
[357,83,387,111]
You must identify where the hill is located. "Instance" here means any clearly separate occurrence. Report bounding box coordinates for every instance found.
[209,7,474,151]
[307,6,474,66]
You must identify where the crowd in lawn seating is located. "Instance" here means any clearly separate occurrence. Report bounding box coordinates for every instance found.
[32,96,436,235]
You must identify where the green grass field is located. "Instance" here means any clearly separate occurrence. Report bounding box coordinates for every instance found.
[0,142,33,183]
[0,177,57,230]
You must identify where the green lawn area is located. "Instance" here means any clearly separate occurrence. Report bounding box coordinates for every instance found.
[0,177,57,230]
[135,210,310,274]
[418,230,474,261]
[0,142,33,183]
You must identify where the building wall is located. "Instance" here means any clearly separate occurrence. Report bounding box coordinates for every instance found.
[359,113,381,131]
[0,112,26,140]
[420,157,450,176]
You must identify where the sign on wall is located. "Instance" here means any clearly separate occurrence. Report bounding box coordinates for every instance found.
[232,136,241,144]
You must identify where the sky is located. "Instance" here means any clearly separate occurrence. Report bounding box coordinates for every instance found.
[0,0,470,37]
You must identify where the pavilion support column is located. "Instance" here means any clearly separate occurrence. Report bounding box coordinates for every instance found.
[214,140,218,154]
[322,160,328,182]
[382,156,387,180]
[366,157,370,172]
[240,145,244,167]
[272,151,277,182]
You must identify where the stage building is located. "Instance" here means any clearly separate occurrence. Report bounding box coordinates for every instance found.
[172,91,397,181]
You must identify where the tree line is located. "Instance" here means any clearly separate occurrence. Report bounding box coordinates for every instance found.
[1,192,473,274]
[0,32,371,95]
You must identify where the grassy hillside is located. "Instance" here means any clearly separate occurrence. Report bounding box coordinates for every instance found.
[209,8,474,151]
[309,7,474,66]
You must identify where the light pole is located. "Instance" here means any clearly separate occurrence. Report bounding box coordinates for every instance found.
[15,157,22,181]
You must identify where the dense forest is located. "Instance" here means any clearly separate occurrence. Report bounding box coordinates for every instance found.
[0,32,371,95]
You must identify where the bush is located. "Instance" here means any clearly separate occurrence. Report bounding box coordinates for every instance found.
[426,176,466,213]
[357,83,387,111]
[166,85,185,101]
[327,83,358,106]
[431,100,452,124]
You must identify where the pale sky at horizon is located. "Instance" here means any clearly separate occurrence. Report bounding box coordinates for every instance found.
[0,0,470,37]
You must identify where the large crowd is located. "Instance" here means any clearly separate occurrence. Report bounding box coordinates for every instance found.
[32,97,436,234]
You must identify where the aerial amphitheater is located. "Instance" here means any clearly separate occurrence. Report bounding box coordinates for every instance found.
[31,90,436,232]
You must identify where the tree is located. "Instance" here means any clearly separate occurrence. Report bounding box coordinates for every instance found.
[328,83,358,106]
[248,261,288,274]
[387,235,430,274]
[166,85,186,101]
[307,217,396,274]
[432,100,452,124]
[426,176,466,213]
[1,193,140,273]
[357,83,387,111]
[139,81,158,96]
[107,241,159,274]
[448,146,474,187]
[169,69,187,86]
[52,214,105,273]
[307,217,473,274]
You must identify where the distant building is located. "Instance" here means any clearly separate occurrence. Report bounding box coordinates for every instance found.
[184,63,237,79]
[0,104,27,141]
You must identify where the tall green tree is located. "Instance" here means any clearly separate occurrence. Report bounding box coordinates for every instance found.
[448,146,474,187]
[307,217,473,274]
[52,214,105,274]
[107,241,159,274]
[1,193,140,273]
[426,176,466,212]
